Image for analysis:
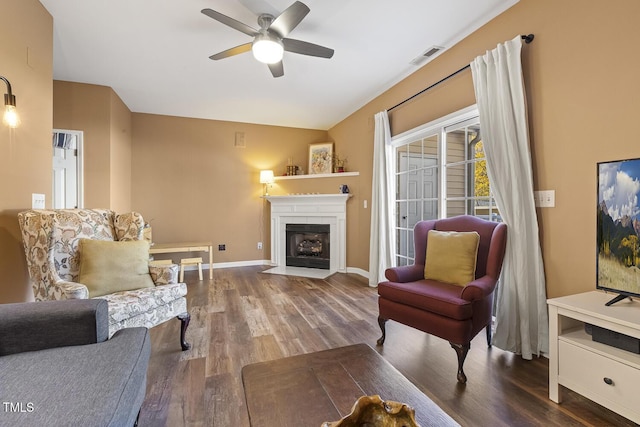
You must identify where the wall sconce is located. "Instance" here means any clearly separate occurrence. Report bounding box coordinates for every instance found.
[260,170,275,196]
[1,76,18,128]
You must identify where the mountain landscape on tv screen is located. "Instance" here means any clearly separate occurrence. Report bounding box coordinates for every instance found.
[597,159,640,294]
[598,202,640,264]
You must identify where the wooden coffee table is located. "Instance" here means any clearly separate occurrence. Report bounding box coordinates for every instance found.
[242,343,459,426]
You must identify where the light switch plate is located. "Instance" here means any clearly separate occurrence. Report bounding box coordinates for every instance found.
[32,193,45,209]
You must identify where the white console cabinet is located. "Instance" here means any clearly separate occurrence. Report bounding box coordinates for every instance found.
[548,291,640,423]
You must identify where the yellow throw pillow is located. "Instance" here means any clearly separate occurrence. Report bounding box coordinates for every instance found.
[424,230,480,286]
[78,239,154,297]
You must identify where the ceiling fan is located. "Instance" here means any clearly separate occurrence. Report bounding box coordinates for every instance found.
[201,1,334,78]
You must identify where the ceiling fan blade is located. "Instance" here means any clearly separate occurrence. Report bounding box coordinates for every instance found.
[209,43,253,60]
[269,1,310,37]
[268,61,284,78]
[201,8,258,37]
[283,38,334,59]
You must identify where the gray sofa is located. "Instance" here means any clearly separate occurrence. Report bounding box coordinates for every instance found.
[0,299,150,426]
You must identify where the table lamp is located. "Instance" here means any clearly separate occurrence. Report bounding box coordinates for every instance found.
[260,170,275,196]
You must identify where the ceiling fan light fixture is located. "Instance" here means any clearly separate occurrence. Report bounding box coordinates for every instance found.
[203,2,332,77]
[252,34,284,64]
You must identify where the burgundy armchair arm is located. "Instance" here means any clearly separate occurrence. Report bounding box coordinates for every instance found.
[384,264,425,283]
[385,267,497,302]
[460,276,498,301]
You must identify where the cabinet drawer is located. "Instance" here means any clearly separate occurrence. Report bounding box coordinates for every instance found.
[559,340,640,414]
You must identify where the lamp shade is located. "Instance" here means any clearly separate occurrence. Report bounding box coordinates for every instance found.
[260,170,275,184]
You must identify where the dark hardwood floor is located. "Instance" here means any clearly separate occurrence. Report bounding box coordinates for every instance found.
[139,266,635,427]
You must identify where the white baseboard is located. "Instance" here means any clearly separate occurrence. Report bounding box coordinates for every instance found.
[179,260,268,271]
[213,260,271,269]
[346,267,369,279]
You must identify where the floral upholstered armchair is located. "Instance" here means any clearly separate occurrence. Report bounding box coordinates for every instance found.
[18,209,191,351]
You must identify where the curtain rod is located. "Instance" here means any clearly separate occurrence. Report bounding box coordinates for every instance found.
[387,34,534,113]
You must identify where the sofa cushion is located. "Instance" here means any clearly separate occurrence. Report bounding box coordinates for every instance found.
[424,230,479,286]
[78,239,154,297]
[378,280,473,320]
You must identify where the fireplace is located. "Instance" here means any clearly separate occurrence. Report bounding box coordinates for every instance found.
[264,194,350,276]
[286,224,330,269]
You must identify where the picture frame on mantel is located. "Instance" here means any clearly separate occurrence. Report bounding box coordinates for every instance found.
[308,142,334,175]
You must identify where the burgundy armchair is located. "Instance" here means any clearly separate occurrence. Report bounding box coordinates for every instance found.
[377,215,507,383]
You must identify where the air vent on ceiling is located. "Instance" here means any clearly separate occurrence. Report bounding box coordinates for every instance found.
[410,45,445,66]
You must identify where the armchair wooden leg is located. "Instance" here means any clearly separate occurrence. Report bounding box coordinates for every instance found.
[376,316,388,346]
[486,324,492,348]
[177,312,191,351]
[450,342,470,384]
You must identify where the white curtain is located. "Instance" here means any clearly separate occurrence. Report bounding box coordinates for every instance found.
[470,35,548,359]
[368,111,396,287]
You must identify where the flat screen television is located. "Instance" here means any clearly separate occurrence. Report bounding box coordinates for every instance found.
[597,157,640,306]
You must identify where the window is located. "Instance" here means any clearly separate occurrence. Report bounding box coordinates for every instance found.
[392,106,498,266]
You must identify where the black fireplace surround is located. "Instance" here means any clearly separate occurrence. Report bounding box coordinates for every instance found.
[285,224,330,269]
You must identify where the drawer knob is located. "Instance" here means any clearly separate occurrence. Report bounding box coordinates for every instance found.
[603,377,614,386]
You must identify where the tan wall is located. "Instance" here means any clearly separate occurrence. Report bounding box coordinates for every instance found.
[329,0,640,297]
[53,82,133,212]
[327,116,374,271]
[0,0,53,302]
[109,91,132,212]
[131,113,329,263]
[53,81,113,208]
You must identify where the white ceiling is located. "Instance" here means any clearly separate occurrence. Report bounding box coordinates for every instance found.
[39,0,518,130]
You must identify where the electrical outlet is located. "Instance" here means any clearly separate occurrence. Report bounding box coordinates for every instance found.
[257,242,263,250]
[534,190,555,208]
[218,244,226,251]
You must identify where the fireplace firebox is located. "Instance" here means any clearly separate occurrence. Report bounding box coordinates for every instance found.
[285,224,330,269]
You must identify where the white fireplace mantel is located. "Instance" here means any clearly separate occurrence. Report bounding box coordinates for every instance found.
[265,194,351,274]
